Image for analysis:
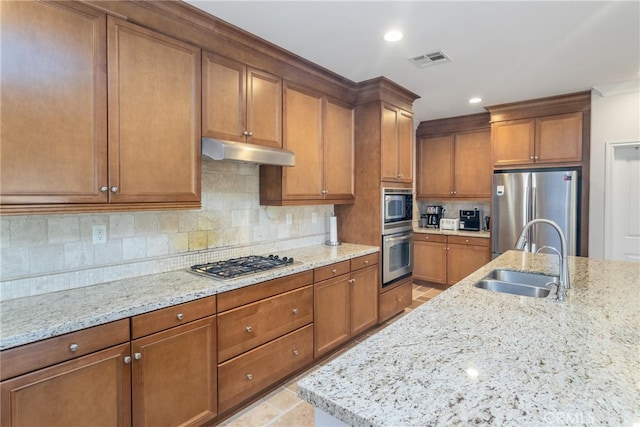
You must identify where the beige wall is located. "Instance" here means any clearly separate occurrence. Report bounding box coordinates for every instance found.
[589,82,640,258]
[0,159,333,299]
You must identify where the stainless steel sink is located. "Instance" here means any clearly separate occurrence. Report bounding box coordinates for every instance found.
[473,269,558,298]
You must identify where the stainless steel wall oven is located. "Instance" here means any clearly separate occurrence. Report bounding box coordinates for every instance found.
[381,188,413,286]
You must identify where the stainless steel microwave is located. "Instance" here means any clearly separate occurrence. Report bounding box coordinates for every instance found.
[382,188,413,235]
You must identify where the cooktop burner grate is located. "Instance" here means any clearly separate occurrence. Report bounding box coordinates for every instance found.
[190,255,296,280]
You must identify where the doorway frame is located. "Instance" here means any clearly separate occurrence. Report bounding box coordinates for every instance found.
[603,140,640,260]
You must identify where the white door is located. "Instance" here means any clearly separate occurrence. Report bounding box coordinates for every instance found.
[604,141,640,261]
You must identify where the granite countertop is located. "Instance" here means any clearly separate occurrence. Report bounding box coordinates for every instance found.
[0,243,378,351]
[298,251,640,426]
[414,226,490,239]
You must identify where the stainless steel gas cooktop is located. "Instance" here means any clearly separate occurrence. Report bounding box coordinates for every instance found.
[189,255,297,280]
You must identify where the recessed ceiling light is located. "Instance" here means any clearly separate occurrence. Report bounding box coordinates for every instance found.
[468,97,482,104]
[384,30,403,42]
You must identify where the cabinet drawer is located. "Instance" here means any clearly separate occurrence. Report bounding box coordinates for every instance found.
[132,296,216,339]
[314,260,350,282]
[447,236,489,247]
[0,319,129,381]
[379,281,412,323]
[350,253,379,271]
[217,271,312,312]
[218,324,313,413]
[413,233,447,243]
[218,285,313,362]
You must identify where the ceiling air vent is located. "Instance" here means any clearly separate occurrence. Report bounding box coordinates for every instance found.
[409,50,451,68]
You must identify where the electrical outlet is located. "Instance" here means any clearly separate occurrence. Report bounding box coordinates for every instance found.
[311,212,318,224]
[93,225,107,244]
[286,213,292,225]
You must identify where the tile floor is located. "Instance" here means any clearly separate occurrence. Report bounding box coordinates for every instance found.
[218,282,446,427]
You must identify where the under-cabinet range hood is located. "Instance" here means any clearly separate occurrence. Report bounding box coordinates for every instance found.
[202,137,295,167]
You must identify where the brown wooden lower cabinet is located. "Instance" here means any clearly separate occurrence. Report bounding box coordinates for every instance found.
[217,324,313,413]
[413,234,490,285]
[314,254,379,358]
[379,279,413,323]
[131,316,217,427]
[1,343,132,427]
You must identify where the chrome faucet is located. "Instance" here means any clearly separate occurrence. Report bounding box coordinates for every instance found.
[515,219,570,299]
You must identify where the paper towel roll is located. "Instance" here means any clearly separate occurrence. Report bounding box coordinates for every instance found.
[329,216,338,243]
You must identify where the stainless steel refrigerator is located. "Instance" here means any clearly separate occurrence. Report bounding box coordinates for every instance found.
[492,169,579,257]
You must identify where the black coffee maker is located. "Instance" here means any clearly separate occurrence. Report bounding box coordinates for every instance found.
[423,206,444,228]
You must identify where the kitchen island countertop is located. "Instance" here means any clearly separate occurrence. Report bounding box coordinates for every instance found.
[298,251,640,426]
[0,243,378,351]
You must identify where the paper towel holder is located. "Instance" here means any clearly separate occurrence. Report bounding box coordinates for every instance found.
[325,212,341,246]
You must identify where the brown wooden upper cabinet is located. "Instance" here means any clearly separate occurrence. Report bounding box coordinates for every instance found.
[381,103,414,183]
[260,82,354,205]
[491,112,582,167]
[417,129,491,199]
[0,2,201,213]
[416,113,491,200]
[202,51,282,148]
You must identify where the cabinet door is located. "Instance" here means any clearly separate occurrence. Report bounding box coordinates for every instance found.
[324,98,355,200]
[350,264,379,336]
[535,112,582,164]
[1,343,131,427]
[282,84,324,199]
[314,275,351,357]
[381,103,400,182]
[107,17,201,203]
[379,280,412,323]
[202,52,246,143]
[447,243,490,285]
[491,119,535,167]
[246,68,282,148]
[396,109,414,183]
[0,1,107,205]
[454,129,492,198]
[413,240,447,284]
[131,316,217,427]
[417,135,453,198]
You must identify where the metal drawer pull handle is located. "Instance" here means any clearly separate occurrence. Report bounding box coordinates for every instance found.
[246,326,253,333]
[292,308,299,314]
[69,344,79,352]
[134,352,142,360]
[292,349,299,356]
[176,313,184,321]
[124,356,132,364]
[246,373,253,380]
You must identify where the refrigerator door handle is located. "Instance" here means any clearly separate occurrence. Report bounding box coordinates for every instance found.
[531,186,537,253]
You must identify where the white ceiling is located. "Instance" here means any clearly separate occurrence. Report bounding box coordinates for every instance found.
[185,1,640,123]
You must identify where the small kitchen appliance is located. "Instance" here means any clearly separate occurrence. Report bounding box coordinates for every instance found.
[424,205,444,228]
[439,218,459,230]
[459,209,482,231]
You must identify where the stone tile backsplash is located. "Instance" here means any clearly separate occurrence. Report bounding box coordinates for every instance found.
[0,159,333,300]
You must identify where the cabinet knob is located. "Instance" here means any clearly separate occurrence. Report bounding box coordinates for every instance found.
[292,349,299,356]
[246,373,253,380]
[100,186,108,193]
[245,326,253,333]
[530,156,534,160]
[534,156,539,160]
[110,186,118,193]
[465,239,470,243]
[248,131,253,136]
[348,278,355,284]
[134,352,142,360]
[124,356,132,364]
[331,269,337,273]
[363,260,369,264]
[69,343,79,352]
[176,313,184,321]
[243,131,249,136]
[396,297,402,302]
[292,308,299,314]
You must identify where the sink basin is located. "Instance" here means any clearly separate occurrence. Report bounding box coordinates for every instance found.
[473,269,558,298]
